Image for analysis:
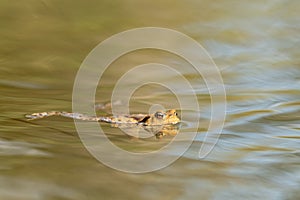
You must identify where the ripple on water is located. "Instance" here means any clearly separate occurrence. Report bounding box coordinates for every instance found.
[0,139,51,157]
[0,176,83,200]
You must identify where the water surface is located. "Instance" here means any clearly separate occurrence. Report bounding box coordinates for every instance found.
[0,0,300,199]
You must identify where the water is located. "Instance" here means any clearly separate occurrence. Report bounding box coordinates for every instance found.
[1,0,300,199]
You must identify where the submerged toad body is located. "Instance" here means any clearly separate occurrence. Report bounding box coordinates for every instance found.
[25,109,180,138]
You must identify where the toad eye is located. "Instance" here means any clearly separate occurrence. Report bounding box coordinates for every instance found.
[174,112,178,116]
[155,112,165,119]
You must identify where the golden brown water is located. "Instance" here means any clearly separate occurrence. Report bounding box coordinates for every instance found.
[1,0,300,199]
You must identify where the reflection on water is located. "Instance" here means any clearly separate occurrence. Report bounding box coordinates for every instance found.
[0,0,300,199]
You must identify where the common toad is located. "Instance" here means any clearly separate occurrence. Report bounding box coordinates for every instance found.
[25,109,180,138]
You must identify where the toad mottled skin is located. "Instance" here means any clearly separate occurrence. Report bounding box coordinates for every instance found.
[25,109,180,126]
[25,109,180,138]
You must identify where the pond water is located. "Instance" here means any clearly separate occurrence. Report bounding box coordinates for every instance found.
[1,0,300,199]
